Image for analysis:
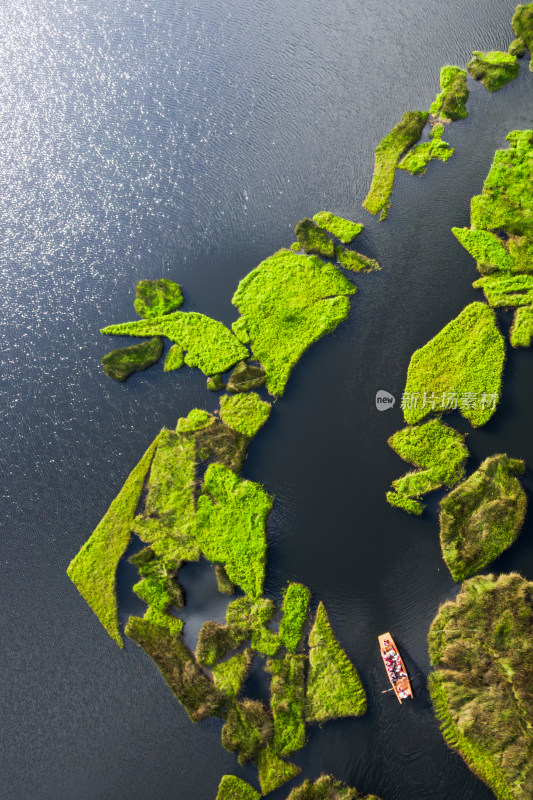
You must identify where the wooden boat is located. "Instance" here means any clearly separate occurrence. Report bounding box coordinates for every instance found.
[378,632,413,704]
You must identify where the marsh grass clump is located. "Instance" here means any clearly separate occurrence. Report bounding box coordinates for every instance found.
[221,699,273,764]
[232,249,356,396]
[452,228,513,274]
[134,278,183,318]
[67,436,159,647]
[226,360,266,393]
[294,219,335,258]
[196,621,244,667]
[194,421,249,473]
[163,343,185,371]
[287,773,382,800]
[219,392,271,438]
[226,596,279,656]
[387,419,468,514]
[509,37,526,57]
[278,582,311,652]
[312,212,364,244]
[467,51,519,92]
[385,490,423,516]
[130,546,184,609]
[207,373,226,391]
[257,745,301,795]
[362,111,428,219]
[267,653,306,756]
[101,337,163,381]
[215,564,236,595]
[101,310,248,376]
[215,775,260,800]
[305,603,366,723]
[335,245,380,273]
[428,573,533,800]
[195,463,272,598]
[429,66,469,121]
[512,3,533,69]
[510,304,533,346]
[473,274,533,307]
[211,649,253,699]
[398,123,454,175]
[402,302,505,427]
[125,613,225,721]
[439,454,526,582]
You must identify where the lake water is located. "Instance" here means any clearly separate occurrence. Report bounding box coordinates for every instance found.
[1,1,532,799]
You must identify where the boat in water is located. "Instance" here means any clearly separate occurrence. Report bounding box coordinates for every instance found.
[378,632,413,704]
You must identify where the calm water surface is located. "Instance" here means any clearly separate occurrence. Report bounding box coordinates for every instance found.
[1,1,532,799]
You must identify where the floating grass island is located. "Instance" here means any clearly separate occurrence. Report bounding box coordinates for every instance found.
[512,3,533,68]
[101,336,163,381]
[467,50,519,92]
[429,66,469,121]
[428,574,533,800]
[398,123,454,175]
[295,218,335,258]
[312,212,364,244]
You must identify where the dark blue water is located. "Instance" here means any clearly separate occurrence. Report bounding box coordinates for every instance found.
[1,1,532,798]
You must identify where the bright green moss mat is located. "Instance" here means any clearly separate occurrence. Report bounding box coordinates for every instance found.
[215,775,260,800]
[278,582,311,652]
[287,773,382,800]
[125,612,224,722]
[134,278,183,318]
[510,304,533,346]
[267,653,306,756]
[385,490,423,515]
[387,419,468,513]
[207,373,226,391]
[176,408,215,433]
[196,620,243,667]
[215,563,236,595]
[398,123,454,175]
[512,3,533,70]
[295,218,335,258]
[473,274,533,307]
[428,573,533,800]
[305,602,367,723]
[163,343,185,371]
[257,745,301,795]
[219,392,271,438]
[195,463,272,598]
[402,302,505,427]
[429,66,469,121]
[362,110,428,219]
[439,454,526,582]
[101,337,163,381]
[221,698,273,764]
[231,249,356,396]
[335,245,380,273]
[452,227,513,274]
[212,649,253,699]
[133,428,199,564]
[226,360,266,393]
[509,37,526,57]
[312,212,364,244]
[67,436,159,647]
[101,310,249,376]
[470,130,533,237]
[467,50,519,92]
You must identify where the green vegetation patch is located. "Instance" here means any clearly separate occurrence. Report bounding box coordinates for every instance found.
[305,602,367,723]
[335,245,380,273]
[125,612,224,721]
[134,278,183,318]
[470,131,533,237]
[429,66,469,121]
[216,775,260,800]
[278,582,311,652]
[428,573,533,800]
[362,110,428,220]
[398,123,454,175]
[130,546,184,610]
[452,228,513,275]
[512,3,533,69]
[221,699,273,764]
[195,463,272,598]
[509,37,526,57]
[219,392,271,438]
[467,50,519,92]
[385,490,423,516]
[226,596,280,657]
[232,249,356,396]
[439,454,526,582]
[402,302,505,427]
[510,305,533,346]
[295,219,335,258]
[212,649,253,699]
[287,774,382,800]
[164,344,185,371]
[207,373,226,391]
[267,653,306,756]
[196,621,243,667]
[215,564,236,595]
[67,436,158,647]
[226,360,266,393]
[312,212,364,244]
[102,337,163,381]
[176,408,215,433]
[257,745,301,795]
[387,419,468,514]
[194,420,249,473]
[101,310,248,376]
[473,274,533,307]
